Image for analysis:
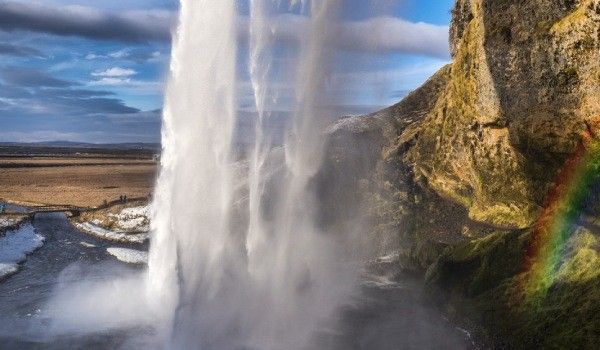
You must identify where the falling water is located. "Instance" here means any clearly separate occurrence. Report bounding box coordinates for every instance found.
[149,0,354,349]
[147,0,238,346]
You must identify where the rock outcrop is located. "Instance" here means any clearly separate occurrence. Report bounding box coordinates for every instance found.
[324,0,600,347]
[412,0,600,228]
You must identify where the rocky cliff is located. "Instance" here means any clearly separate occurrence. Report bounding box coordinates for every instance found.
[324,0,600,348]
[412,0,600,228]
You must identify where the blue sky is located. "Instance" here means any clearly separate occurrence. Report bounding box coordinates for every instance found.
[0,0,453,143]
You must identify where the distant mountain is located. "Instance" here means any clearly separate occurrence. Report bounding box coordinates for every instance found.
[0,141,161,151]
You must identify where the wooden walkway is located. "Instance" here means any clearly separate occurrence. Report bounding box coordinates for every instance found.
[26,196,150,217]
[27,205,88,217]
[0,195,150,218]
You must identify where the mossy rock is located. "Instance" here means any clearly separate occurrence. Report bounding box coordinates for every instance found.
[427,227,600,349]
[426,230,528,296]
[488,230,600,349]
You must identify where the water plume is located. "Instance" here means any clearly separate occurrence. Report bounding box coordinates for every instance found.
[147,0,238,347]
[149,0,356,349]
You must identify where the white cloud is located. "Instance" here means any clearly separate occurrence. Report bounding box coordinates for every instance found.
[0,2,173,42]
[86,50,129,60]
[330,60,449,88]
[91,77,132,86]
[88,78,163,95]
[108,49,129,59]
[84,50,164,63]
[237,14,450,59]
[92,67,137,78]
[1,1,449,58]
[336,17,450,58]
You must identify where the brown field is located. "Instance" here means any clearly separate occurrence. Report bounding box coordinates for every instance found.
[0,157,158,207]
[0,157,154,166]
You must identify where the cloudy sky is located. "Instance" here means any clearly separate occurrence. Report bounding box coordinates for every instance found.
[0,0,453,143]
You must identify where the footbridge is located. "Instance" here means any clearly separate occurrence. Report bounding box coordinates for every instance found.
[28,205,89,217]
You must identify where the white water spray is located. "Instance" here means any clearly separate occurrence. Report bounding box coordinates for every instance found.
[148,0,238,345]
[149,1,354,349]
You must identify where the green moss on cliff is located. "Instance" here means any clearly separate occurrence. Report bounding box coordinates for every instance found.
[501,230,600,349]
[426,230,528,296]
[427,227,600,348]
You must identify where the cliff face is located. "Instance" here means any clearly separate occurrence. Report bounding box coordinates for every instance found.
[410,0,600,228]
[326,0,600,247]
[324,0,600,347]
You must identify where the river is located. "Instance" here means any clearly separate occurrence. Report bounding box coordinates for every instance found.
[0,212,474,349]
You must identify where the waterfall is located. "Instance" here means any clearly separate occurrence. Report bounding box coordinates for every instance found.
[148,0,238,345]
[149,1,354,349]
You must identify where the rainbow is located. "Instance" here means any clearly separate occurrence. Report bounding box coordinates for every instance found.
[520,117,600,300]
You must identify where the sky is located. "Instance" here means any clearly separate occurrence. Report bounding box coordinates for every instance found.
[0,0,454,144]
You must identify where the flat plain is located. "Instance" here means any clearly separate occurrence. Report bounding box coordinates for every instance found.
[0,146,158,207]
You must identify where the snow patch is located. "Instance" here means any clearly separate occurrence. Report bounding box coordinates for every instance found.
[74,222,148,244]
[80,241,96,248]
[0,224,44,280]
[0,217,20,229]
[91,219,103,226]
[119,206,150,217]
[106,247,148,264]
[108,205,150,232]
[118,216,146,230]
[0,264,19,279]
